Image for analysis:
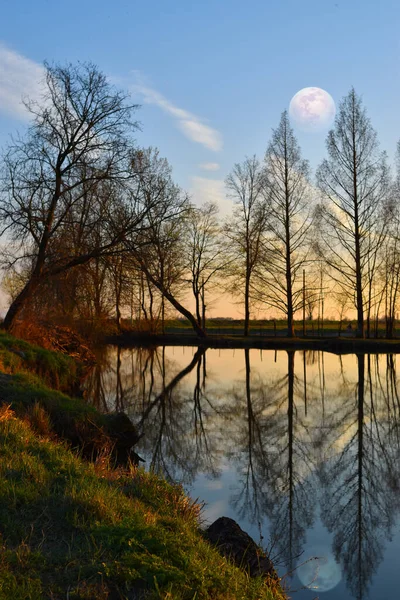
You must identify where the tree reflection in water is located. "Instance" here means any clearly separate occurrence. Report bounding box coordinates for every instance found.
[227,350,315,571]
[320,353,400,599]
[83,346,400,600]
[85,346,221,484]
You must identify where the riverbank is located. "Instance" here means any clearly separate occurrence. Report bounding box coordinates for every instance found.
[107,330,400,354]
[0,331,286,600]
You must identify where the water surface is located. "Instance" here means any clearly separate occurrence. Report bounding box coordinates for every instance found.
[84,346,400,600]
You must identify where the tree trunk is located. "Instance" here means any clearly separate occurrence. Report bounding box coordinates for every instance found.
[3,168,64,332]
[286,255,294,337]
[285,161,295,338]
[201,288,206,331]
[140,264,206,337]
[355,273,364,338]
[4,183,61,330]
[193,280,201,326]
[195,292,201,326]
[3,277,42,330]
[115,289,122,331]
[353,109,364,339]
[137,347,205,428]
[244,271,250,337]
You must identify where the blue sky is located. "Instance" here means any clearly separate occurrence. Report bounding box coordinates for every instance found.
[1,0,400,217]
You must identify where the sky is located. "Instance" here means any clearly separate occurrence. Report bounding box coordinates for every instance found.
[0,0,400,316]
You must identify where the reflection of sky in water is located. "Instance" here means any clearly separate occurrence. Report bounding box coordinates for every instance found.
[85,348,400,600]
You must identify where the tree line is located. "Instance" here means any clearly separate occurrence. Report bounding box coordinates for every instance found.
[1,62,400,339]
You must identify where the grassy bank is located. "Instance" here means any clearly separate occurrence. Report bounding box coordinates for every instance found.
[0,331,122,459]
[0,334,286,600]
[0,331,80,392]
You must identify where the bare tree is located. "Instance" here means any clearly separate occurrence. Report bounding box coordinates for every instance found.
[379,142,400,338]
[334,290,353,334]
[225,156,268,336]
[0,62,146,330]
[185,201,225,328]
[304,283,319,321]
[254,111,313,337]
[124,148,206,336]
[317,88,388,338]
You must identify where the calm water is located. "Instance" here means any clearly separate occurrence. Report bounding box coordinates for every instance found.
[83,346,400,600]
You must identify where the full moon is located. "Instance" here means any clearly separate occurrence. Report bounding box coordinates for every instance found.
[289,87,336,132]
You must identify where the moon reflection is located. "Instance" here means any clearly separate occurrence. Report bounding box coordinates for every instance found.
[297,546,342,592]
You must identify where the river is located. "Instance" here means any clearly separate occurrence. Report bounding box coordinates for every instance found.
[83,346,400,600]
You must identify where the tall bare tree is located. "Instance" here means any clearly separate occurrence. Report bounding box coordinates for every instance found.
[225,156,268,336]
[255,111,313,337]
[380,142,400,337]
[317,88,388,338]
[185,201,225,328]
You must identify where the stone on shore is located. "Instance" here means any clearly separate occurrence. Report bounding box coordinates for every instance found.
[205,516,277,578]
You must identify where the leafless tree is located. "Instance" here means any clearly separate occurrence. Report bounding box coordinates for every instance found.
[225,156,268,336]
[185,201,225,328]
[379,142,400,338]
[317,88,389,338]
[124,148,205,336]
[0,62,146,330]
[304,284,319,321]
[254,111,313,337]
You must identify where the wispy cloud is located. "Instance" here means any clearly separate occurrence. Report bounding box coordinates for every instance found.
[0,46,223,153]
[130,74,223,152]
[190,176,233,217]
[199,162,220,171]
[0,44,44,120]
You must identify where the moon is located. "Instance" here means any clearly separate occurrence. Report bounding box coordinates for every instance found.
[289,87,336,132]
[297,546,342,592]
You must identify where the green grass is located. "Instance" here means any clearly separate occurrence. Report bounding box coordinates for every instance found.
[0,406,285,599]
[0,332,115,457]
[0,330,79,392]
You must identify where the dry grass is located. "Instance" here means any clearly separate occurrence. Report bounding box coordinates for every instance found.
[0,404,14,422]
